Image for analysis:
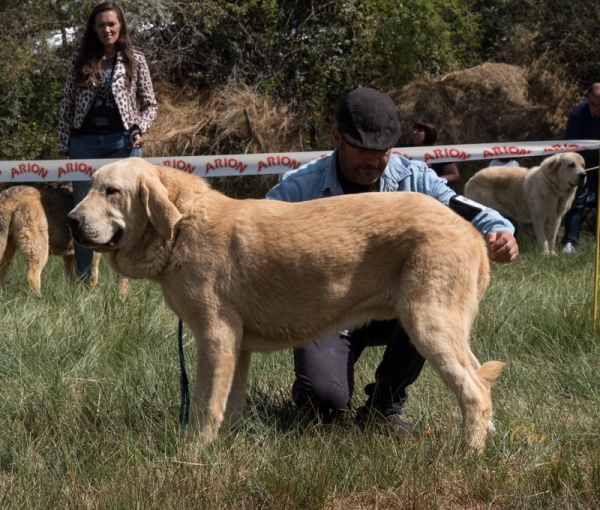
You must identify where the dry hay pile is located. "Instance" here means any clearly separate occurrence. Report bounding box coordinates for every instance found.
[145,62,580,157]
[394,63,580,145]
[143,83,304,158]
[141,63,581,197]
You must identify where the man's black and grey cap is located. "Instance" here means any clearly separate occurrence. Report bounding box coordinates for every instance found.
[335,87,401,151]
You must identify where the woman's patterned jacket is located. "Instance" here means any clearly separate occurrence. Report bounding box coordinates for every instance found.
[57,50,157,153]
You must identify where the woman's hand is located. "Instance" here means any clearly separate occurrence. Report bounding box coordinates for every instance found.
[129,129,143,149]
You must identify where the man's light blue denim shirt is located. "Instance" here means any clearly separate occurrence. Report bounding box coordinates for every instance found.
[266,151,515,237]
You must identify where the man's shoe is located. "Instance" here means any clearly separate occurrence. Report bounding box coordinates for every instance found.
[356,404,429,436]
[562,242,575,254]
[385,411,420,434]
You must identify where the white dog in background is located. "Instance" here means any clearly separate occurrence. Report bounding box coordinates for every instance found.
[464,152,586,254]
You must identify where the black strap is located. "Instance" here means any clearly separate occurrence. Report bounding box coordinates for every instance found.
[178,318,190,431]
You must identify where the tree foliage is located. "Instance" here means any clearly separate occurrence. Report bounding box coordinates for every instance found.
[145,0,480,105]
[472,0,600,90]
[0,0,598,160]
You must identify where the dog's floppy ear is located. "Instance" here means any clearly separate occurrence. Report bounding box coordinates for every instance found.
[547,155,560,172]
[139,172,182,240]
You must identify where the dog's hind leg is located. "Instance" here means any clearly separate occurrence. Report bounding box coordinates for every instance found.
[10,204,48,293]
[546,219,561,255]
[63,254,76,279]
[0,239,16,287]
[187,316,243,446]
[16,231,48,294]
[531,217,550,254]
[224,350,252,428]
[90,251,101,287]
[407,317,496,451]
[400,286,503,452]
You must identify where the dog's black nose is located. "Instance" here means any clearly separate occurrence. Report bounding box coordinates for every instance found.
[66,211,82,230]
[576,174,586,187]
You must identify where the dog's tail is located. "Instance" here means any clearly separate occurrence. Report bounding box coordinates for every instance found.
[476,361,505,388]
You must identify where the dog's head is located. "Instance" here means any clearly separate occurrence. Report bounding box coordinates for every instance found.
[545,151,586,189]
[67,158,182,252]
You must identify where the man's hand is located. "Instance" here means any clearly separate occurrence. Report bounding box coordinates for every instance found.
[486,231,519,263]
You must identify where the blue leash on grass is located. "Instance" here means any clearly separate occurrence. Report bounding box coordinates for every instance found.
[178,318,190,430]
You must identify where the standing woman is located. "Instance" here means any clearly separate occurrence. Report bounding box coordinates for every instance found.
[58,1,157,288]
[411,120,460,185]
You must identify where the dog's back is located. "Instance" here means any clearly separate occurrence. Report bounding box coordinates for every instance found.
[464,166,531,222]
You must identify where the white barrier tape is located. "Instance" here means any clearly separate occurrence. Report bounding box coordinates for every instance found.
[1,139,599,182]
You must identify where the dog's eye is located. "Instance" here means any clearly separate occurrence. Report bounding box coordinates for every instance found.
[105,187,120,196]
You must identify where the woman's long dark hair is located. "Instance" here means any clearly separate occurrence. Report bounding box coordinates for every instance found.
[74,2,135,88]
[413,120,438,146]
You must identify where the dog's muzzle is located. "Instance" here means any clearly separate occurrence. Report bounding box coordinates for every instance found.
[66,210,86,244]
[66,211,122,249]
[570,173,586,187]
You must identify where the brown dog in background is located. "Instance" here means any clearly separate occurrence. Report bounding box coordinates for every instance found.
[0,186,100,293]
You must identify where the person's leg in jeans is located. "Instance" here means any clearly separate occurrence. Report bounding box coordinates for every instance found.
[69,135,99,279]
[292,334,354,422]
[291,320,426,422]
[562,171,595,247]
[69,130,140,279]
[361,321,426,413]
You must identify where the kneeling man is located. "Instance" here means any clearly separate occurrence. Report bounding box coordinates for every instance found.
[266,88,518,432]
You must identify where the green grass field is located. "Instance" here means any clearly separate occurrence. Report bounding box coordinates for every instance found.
[1,231,599,509]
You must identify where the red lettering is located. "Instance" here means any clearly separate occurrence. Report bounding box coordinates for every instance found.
[258,160,267,172]
[11,163,49,179]
[267,157,275,166]
[205,162,215,174]
[433,149,443,158]
[543,143,580,153]
[215,158,223,169]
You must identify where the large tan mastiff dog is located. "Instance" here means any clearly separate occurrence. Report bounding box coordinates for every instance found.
[67,157,504,452]
[464,152,586,254]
